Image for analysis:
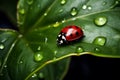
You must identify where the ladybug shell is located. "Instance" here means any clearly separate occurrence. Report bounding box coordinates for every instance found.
[61,25,83,41]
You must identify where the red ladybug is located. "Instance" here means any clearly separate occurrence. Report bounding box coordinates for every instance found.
[57,25,84,45]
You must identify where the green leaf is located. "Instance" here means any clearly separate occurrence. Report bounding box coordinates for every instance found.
[0,0,120,80]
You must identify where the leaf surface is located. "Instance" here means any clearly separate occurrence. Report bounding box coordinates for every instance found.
[0,0,120,80]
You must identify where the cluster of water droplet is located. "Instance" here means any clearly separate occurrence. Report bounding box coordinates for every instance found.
[30,72,45,80]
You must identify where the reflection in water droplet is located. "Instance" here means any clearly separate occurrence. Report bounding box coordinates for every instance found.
[94,16,107,26]
[37,46,41,51]
[39,72,44,79]
[19,9,25,15]
[70,7,78,16]
[53,22,60,27]
[34,52,43,62]
[44,13,47,16]
[60,0,66,5]
[27,0,33,5]
[76,46,84,53]
[87,6,92,10]
[32,73,37,78]
[82,5,87,9]
[0,44,4,50]
[94,47,100,52]
[93,36,106,46]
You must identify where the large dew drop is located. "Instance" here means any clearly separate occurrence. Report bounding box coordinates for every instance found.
[0,44,4,50]
[60,0,66,5]
[93,36,106,46]
[34,52,43,62]
[70,7,78,16]
[94,16,107,26]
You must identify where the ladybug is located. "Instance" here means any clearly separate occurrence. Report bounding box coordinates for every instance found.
[57,25,84,45]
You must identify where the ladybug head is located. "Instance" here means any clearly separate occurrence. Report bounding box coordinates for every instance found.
[57,33,67,45]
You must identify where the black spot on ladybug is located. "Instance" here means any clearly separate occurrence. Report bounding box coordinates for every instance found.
[70,34,73,37]
[76,32,79,36]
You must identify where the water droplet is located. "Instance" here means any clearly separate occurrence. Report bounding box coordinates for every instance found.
[27,0,33,5]
[1,38,7,43]
[93,36,106,46]
[37,46,41,51]
[82,5,87,9]
[115,0,120,4]
[53,50,57,60]
[70,7,78,16]
[45,37,48,44]
[54,50,58,55]
[44,13,47,16]
[102,1,107,5]
[87,6,92,10]
[32,73,37,78]
[94,47,100,52]
[60,0,66,5]
[34,52,43,62]
[59,9,63,13]
[19,9,25,15]
[38,72,44,79]
[19,60,23,64]
[62,19,66,23]
[72,18,76,21]
[53,22,60,27]
[94,16,107,26]
[4,65,7,68]
[0,44,4,50]
[76,46,84,53]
